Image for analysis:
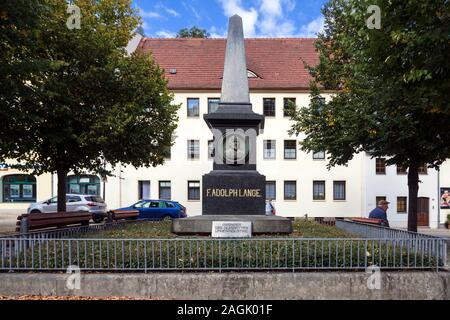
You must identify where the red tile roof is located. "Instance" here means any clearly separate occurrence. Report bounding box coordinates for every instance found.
[137,38,318,90]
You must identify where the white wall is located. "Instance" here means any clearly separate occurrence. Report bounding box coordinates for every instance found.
[100,91,364,219]
[363,154,439,228]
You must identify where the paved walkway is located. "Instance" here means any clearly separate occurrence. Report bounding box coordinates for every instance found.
[0,210,22,234]
[417,228,450,239]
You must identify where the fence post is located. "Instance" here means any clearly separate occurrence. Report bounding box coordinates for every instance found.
[20,217,29,234]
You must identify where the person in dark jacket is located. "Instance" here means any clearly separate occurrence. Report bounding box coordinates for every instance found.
[368,200,390,227]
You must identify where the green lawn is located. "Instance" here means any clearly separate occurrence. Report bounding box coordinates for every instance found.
[85,219,354,239]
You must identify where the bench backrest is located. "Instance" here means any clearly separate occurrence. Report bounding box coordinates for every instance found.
[351,217,385,225]
[110,210,139,221]
[16,212,92,232]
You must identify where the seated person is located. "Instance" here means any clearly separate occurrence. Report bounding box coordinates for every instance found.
[368,200,390,227]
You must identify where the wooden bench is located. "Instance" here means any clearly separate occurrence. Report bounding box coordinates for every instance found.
[16,212,92,233]
[315,217,336,226]
[351,217,389,227]
[108,210,139,222]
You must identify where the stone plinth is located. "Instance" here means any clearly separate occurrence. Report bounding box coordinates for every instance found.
[171,215,293,235]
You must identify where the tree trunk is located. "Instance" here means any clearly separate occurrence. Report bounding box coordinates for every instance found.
[407,160,419,232]
[57,169,68,212]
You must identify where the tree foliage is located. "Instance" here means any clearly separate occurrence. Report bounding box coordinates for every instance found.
[176,26,209,38]
[0,0,179,211]
[290,0,450,231]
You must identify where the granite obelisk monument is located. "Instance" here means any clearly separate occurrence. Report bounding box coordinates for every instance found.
[202,14,266,215]
[172,15,292,234]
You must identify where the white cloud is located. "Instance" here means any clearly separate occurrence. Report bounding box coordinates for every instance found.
[156,30,176,38]
[190,5,201,20]
[216,0,301,38]
[158,4,180,17]
[142,21,151,35]
[137,6,161,19]
[284,0,296,12]
[260,0,283,17]
[218,0,259,37]
[258,0,297,37]
[210,26,227,38]
[182,1,201,20]
[298,16,324,37]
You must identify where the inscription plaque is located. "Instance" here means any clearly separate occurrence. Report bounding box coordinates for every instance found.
[212,221,252,238]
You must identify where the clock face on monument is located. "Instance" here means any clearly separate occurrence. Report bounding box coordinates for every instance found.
[223,131,248,165]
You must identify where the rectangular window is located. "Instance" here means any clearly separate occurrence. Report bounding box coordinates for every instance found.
[208,98,220,113]
[333,181,346,200]
[266,181,276,200]
[283,98,296,117]
[397,165,407,174]
[87,185,97,195]
[397,197,407,213]
[22,185,33,198]
[159,181,171,200]
[313,181,326,200]
[263,140,276,159]
[69,184,81,194]
[187,98,199,117]
[9,185,20,198]
[376,196,386,205]
[284,140,297,159]
[208,140,215,160]
[138,181,150,200]
[313,151,325,160]
[263,98,276,117]
[284,181,297,200]
[187,140,200,160]
[375,158,386,174]
[418,163,428,174]
[188,181,200,201]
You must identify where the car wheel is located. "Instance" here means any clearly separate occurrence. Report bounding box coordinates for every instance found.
[93,216,104,224]
[162,215,172,222]
[30,210,41,214]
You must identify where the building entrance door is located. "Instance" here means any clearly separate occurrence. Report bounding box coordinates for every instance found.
[417,197,429,227]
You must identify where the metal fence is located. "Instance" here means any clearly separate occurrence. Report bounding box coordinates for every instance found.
[0,219,446,272]
[0,236,446,272]
[0,220,142,241]
[336,219,443,240]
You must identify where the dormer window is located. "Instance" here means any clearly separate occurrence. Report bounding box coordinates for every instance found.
[247,70,259,78]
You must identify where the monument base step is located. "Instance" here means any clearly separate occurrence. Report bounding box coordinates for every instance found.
[171,215,293,235]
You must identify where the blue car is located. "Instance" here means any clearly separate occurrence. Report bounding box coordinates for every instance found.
[116,199,187,221]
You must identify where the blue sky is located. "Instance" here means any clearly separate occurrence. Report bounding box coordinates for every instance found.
[133,0,327,38]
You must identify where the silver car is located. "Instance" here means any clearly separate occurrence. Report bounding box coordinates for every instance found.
[27,194,107,217]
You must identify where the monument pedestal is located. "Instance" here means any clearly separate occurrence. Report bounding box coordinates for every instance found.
[171,215,293,235]
[202,170,265,215]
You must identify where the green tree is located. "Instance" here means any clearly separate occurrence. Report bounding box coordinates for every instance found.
[289,0,450,231]
[0,0,179,212]
[176,26,209,38]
